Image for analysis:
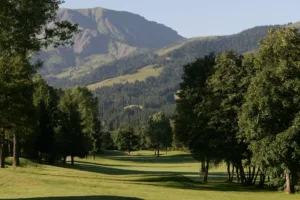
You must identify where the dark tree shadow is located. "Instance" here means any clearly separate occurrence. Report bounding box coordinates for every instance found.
[131,177,278,193]
[3,196,143,200]
[55,161,197,176]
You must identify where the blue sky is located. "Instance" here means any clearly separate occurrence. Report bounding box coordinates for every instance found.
[62,0,300,38]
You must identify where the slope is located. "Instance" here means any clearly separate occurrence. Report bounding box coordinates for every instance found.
[87,24,286,130]
[38,7,184,81]
[43,20,299,130]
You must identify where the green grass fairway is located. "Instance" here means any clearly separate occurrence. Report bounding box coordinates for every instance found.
[0,151,299,200]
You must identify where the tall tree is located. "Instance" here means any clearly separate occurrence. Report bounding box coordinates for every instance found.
[0,0,78,167]
[56,89,86,165]
[148,112,172,157]
[239,27,300,193]
[207,51,255,184]
[32,75,59,164]
[56,87,101,164]
[115,125,139,153]
[0,56,36,167]
[175,54,219,183]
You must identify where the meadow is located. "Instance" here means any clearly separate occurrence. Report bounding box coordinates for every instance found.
[0,151,299,200]
[87,65,163,90]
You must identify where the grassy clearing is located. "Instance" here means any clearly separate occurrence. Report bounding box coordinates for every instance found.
[0,151,298,200]
[87,65,163,90]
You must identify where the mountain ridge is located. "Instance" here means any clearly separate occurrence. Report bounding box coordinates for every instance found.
[38,7,184,82]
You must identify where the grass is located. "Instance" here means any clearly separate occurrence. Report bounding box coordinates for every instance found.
[0,151,299,200]
[87,65,163,90]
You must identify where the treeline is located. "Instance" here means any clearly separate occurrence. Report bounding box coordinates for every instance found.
[1,58,103,167]
[175,27,300,193]
[102,112,174,157]
[0,1,100,167]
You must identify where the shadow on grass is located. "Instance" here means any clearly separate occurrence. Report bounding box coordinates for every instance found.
[131,175,277,193]
[56,161,196,176]
[4,196,143,200]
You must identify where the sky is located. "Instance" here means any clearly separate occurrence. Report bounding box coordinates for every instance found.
[62,0,300,38]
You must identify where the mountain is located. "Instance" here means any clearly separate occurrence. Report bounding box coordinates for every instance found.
[39,9,299,130]
[38,7,184,81]
[51,24,283,89]
[47,24,294,130]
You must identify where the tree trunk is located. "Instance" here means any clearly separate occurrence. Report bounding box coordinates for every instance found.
[93,153,96,160]
[258,172,265,188]
[8,141,12,157]
[71,156,74,165]
[227,162,232,182]
[238,161,246,184]
[285,170,293,194]
[286,166,298,194]
[231,163,235,182]
[157,148,160,157]
[0,130,5,168]
[200,162,205,179]
[202,160,209,183]
[236,165,240,183]
[12,134,20,167]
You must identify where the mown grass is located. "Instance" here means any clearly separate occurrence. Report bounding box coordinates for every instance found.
[0,151,299,200]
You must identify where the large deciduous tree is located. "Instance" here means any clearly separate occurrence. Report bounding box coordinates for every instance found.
[115,125,139,153]
[148,112,172,157]
[239,27,300,193]
[207,51,256,184]
[175,53,219,183]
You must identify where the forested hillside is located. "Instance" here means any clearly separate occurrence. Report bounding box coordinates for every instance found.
[38,7,184,81]
[58,25,282,130]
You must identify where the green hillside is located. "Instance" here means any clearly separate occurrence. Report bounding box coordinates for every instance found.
[41,18,300,130]
[87,24,289,130]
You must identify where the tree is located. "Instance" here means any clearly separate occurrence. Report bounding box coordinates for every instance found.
[148,112,172,157]
[207,51,256,184]
[0,56,36,167]
[239,27,300,193]
[55,87,101,165]
[0,0,78,55]
[56,89,87,165]
[135,124,151,150]
[32,75,59,164]
[115,126,139,153]
[71,87,102,160]
[0,0,78,167]
[175,54,219,183]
